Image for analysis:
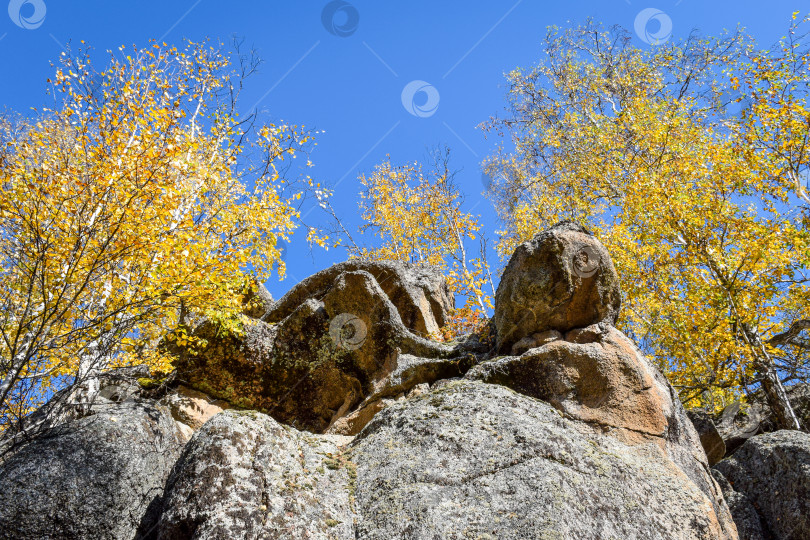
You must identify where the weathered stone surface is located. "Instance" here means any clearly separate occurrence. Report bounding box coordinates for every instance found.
[465,323,734,531]
[156,380,737,539]
[714,430,810,540]
[326,398,391,436]
[509,329,563,355]
[323,349,471,436]
[173,316,278,410]
[264,259,453,337]
[715,383,810,455]
[0,401,185,540]
[157,410,356,540]
[176,270,454,433]
[351,380,736,539]
[712,469,767,540]
[325,381,434,436]
[468,324,668,439]
[493,221,621,353]
[688,409,727,465]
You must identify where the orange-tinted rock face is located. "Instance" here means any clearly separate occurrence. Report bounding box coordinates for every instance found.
[468,326,737,538]
[469,324,672,443]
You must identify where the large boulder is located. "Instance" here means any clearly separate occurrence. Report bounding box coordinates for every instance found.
[157,380,738,539]
[158,410,355,539]
[0,401,185,540]
[714,430,810,540]
[711,469,768,540]
[263,259,454,337]
[175,269,456,433]
[467,324,670,442]
[466,322,733,529]
[493,221,621,353]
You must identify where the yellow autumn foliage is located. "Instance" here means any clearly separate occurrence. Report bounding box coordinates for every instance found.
[483,16,810,410]
[354,154,494,339]
[0,41,313,426]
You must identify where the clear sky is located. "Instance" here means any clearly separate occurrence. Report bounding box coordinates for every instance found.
[0,0,803,299]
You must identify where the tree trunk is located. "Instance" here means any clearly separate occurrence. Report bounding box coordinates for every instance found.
[757,362,801,430]
[746,328,802,430]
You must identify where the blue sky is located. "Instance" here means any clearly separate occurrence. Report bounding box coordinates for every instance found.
[0,0,803,299]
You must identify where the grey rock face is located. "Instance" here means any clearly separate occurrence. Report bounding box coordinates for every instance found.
[352,380,735,539]
[711,469,767,540]
[688,409,727,465]
[158,381,738,539]
[0,401,185,540]
[465,324,734,533]
[714,430,810,540]
[157,410,355,540]
[493,221,621,353]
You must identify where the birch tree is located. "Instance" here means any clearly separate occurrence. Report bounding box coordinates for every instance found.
[482,15,810,427]
[0,40,317,433]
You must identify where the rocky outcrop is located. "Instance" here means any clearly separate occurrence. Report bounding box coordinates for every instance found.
[466,322,734,533]
[163,385,230,440]
[158,410,355,539]
[325,381,430,436]
[688,409,727,465]
[0,401,185,540]
[714,430,810,540]
[467,323,671,443]
[263,259,453,337]
[493,221,621,353]
[320,351,475,435]
[0,222,759,539]
[175,267,458,433]
[158,380,737,539]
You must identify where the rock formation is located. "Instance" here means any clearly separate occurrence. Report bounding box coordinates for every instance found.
[159,381,735,539]
[714,430,810,540]
[466,324,735,536]
[0,222,772,539]
[688,409,727,466]
[262,259,454,337]
[0,401,185,539]
[711,469,769,540]
[493,221,621,354]
[171,262,466,434]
